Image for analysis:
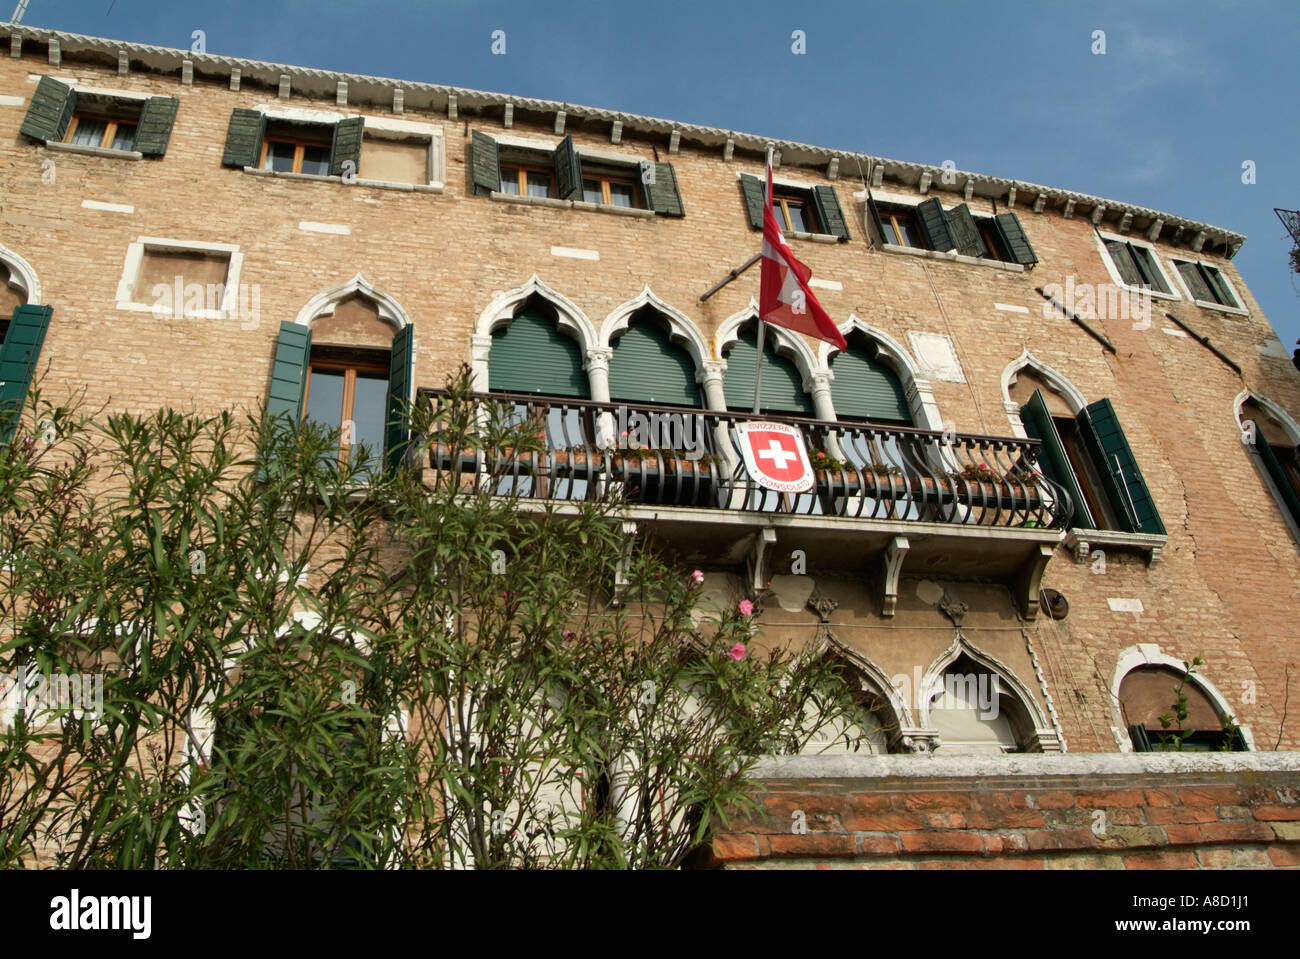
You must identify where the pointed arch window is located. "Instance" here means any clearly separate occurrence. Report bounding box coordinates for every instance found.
[1241,397,1300,536]
[607,307,701,408]
[1120,665,1245,752]
[722,319,814,416]
[828,331,912,424]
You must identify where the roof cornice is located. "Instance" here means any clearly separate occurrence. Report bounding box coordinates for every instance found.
[1,22,1246,256]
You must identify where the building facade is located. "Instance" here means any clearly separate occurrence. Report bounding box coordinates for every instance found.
[2,24,1299,868]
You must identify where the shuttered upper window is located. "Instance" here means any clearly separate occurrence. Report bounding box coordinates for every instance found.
[1171,258,1244,313]
[722,321,814,416]
[1242,400,1300,536]
[223,109,365,180]
[1098,234,1177,297]
[739,173,849,241]
[828,333,911,423]
[471,131,684,216]
[19,77,178,157]
[866,196,1037,266]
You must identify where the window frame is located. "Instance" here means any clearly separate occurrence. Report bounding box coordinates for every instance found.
[499,161,555,198]
[303,350,393,470]
[773,191,818,234]
[1169,256,1248,315]
[582,171,643,209]
[66,112,138,151]
[114,236,242,320]
[357,128,442,190]
[259,132,332,176]
[1096,230,1181,302]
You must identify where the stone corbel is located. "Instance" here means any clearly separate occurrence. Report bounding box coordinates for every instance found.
[1063,198,1076,219]
[918,171,932,194]
[1033,194,1047,214]
[1069,534,1090,565]
[723,136,734,162]
[880,536,910,617]
[1006,185,1017,208]
[963,178,975,201]
[826,156,839,180]
[1014,544,1056,620]
[610,120,622,144]
[1147,218,1164,242]
[747,528,777,595]
[1118,212,1133,233]
[895,728,941,755]
[668,129,681,155]
[554,109,566,135]
[503,103,514,129]
[611,521,638,606]
[1191,230,1207,253]
[1090,204,1106,226]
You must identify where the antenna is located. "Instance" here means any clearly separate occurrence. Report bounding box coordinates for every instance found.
[10,0,30,24]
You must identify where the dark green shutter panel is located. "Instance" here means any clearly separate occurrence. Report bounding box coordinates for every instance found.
[1205,267,1239,308]
[829,346,911,423]
[1252,422,1300,526]
[739,173,765,230]
[1177,261,1214,302]
[1020,390,1094,529]
[645,162,685,217]
[993,212,1037,265]
[386,324,414,470]
[945,204,988,258]
[1078,398,1165,535]
[915,197,955,252]
[1105,240,1142,287]
[608,317,701,407]
[489,311,589,398]
[810,185,849,240]
[134,97,179,156]
[1128,724,1153,752]
[0,305,53,445]
[722,325,814,415]
[471,130,501,194]
[221,108,266,168]
[267,321,312,425]
[20,76,76,144]
[1130,246,1170,294]
[553,135,582,200]
[329,116,365,177]
[866,194,888,245]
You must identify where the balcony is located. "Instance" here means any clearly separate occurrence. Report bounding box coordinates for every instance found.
[416,390,1072,619]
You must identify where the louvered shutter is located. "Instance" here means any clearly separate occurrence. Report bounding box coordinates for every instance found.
[723,326,814,415]
[1205,267,1239,308]
[608,319,701,407]
[0,305,53,445]
[915,197,955,252]
[829,347,911,422]
[993,212,1037,265]
[1177,261,1214,302]
[471,130,501,194]
[811,185,849,240]
[1252,422,1300,526]
[1020,390,1094,529]
[553,135,582,200]
[267,321,312,426]
[1078,398,1165,535]
[134,97,179,156]
[944,204,988,258]
[386,324,414,470]
[739,173,765,230]
[1105,240,1141,286]
[330,116,365,177]
[222,108,266,168]
[19,76,76,143]
[866,194,888,245]
[644,162,685,217]
[489,311,589,398]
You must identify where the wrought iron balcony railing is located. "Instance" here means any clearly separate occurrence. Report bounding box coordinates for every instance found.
[416,390,1074,530]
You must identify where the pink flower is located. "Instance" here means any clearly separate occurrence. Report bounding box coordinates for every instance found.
[727,642,747,661]
[691,570,704,584]
[738,599,754,616]
[562,630,574,641]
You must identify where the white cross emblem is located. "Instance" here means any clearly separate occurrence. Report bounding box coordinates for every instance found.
[758,439,798,471]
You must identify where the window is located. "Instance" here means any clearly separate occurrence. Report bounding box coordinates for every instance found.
[1014,375,1165,535]
[0,261,47,446]
[1172,258,1242,311]
[722,320,814,416]
[739,173,849,240]
[223,110,363,181]
[472,131,684,216]
[260,129,331,176]
[1242,399,1300,533]
[867,196,1037,265]
[1100,235,1175,296]
[929,657,1021,754]
[1121,666,1244,752]
[19,77,178,156]
[876,203,923,247]
[359,134,431,186]
[304,347,391,473]
[114,238,241,319]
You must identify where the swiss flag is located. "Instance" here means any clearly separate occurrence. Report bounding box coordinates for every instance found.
[759,166,847,351]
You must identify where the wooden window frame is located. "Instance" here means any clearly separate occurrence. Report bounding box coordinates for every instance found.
[304,353,390,465]
[259,134,331,175]
[877,204,921,248]
[976,217,1009,261]
[582,172,642,208]
[499,162,554,197]
[773,191,818,234]
[66,112,138,150]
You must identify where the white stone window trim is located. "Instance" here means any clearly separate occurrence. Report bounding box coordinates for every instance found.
[736,170,842,243]
[0,241,43,304]
[1108,643,1254,753]
[1167,255,1248,316]
[856,190,1027,271]
[360,121,445,192]
[1094,229,1182,303]
[1234,390,1300,551]
[114,236,243,321]
[43,140,142,161]
[879,241,1025,272]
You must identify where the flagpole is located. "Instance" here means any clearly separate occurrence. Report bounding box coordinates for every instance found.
[753,143,775,416]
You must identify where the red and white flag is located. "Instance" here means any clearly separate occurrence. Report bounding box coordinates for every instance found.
[759,166,847,351]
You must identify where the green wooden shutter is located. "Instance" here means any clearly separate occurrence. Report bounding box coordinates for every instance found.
[1177,261,1214,301]
[993,212,1037,265]
[471,130,501,194]
[739,173,765,230]
[1105,240,1142,287]
[1205,267,1239,308]
[1078,398,1165,535]
[1020,390,1094,529]
[1252,422,1300,526]
[866,194,888,245]
[489,311,589,398]
[915,198,955,252]
[0,305,53,445]
[1130,245,1171,294]
[811,185,849,240]
[645,162,685,217]
[829,345,911,423]
[386,324,414,470]
[723,325,814,415]
[1128,724,1153,752]
[554,135,582,200]
[20,76,76,144]
[267,321,312,426]
[134,97,179,156]
[222,108,266,168]
[330,116,365,177]
[945,204,988,258]
[608,316,701,407]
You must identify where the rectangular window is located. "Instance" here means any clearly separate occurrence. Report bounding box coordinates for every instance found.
[774,192,816,234]
[359,135,429,185]
[878,204,923,248]
[67,113,137,151]
[261,135,331,176]
[582,173,642,208]
[1103,237,1173,294]
[500,163,553,198]
[115,238,242,319]
[304,347,391,476]
[1175,260,1241,309]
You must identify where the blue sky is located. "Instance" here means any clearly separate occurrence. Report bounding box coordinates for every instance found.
[20,0,1300,355]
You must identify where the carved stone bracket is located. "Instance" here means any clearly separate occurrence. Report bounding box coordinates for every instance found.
[880,535,909,617]
[1014,544,1056,620]
[747,528,777,595]
[937,589,968,628]
[895,728,941,755]
[611,521,638,606]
